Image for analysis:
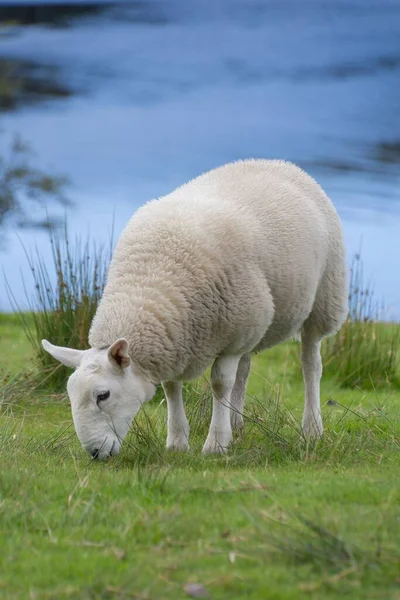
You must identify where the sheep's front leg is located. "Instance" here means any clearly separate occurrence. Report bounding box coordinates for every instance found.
[162,381,190,451]
[301,328,323,439]
[202,355,241,454]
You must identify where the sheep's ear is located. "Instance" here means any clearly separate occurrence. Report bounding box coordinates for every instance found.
[41,339,85,368]
[108,338,131,369]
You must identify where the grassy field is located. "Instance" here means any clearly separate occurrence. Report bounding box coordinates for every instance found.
[1,315,400,600]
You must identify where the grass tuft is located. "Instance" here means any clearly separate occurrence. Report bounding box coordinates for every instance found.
[322,254,400,388]
[7,223,112,390]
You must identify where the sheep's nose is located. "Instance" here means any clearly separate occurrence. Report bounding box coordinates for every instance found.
[91,448,100,459]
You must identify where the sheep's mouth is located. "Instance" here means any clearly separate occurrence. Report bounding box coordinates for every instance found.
[90,439,115,460]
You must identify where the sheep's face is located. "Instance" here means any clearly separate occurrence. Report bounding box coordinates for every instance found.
[41,339,155,460]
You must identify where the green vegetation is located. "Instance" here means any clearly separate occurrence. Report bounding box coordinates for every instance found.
[1,312,399,600]
[322,254,399,389]
[13,226,112,390]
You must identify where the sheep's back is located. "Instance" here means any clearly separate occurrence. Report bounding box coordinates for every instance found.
[89,160,344,379]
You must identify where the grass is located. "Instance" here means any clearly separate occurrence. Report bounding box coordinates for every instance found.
[6,224,112,390]
[0,312,35,374]
[1,315,400,599]
[322,254,400,389]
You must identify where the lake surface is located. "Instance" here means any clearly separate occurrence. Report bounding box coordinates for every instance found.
[1,0,399,316]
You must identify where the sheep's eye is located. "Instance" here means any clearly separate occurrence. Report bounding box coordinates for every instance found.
[96,391,110,405]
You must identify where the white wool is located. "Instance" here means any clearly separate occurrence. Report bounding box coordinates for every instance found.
[89,159,348,384]
[44,159,348,458]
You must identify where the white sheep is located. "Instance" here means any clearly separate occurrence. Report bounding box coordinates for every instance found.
[43,159,348,459]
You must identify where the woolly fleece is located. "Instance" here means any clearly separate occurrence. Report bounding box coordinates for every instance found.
[89,159,348,384]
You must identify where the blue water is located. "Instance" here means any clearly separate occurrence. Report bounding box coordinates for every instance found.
[1,0,399,316]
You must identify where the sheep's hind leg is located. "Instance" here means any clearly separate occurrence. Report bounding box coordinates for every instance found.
[230,353,251,432]
[301,326,323,439]
[202,355,241,454]
[162,381,190,451]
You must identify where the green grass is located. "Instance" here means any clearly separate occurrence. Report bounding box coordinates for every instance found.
[1,316,400,600]
[322,254,400,389]
[7,225,112,390]
[0,312,35,374]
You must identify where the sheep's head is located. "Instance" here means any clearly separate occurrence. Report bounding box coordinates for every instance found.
[42,338,155,460]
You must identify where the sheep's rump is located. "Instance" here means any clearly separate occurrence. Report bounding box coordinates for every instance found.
[89,160,348,381]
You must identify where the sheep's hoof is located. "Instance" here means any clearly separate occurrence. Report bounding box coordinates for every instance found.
[231,413,244,432]
[166,436,190,452]
[302,412,323,440]
[202,431,232,455]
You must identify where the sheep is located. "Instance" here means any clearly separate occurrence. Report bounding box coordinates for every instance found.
[42,159,348,460]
